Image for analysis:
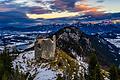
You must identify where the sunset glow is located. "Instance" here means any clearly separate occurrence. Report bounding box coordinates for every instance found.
[26,11,82,19]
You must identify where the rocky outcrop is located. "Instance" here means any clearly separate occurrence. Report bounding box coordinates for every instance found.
[54,27,92,59]
[53,27,120,67]
[35,26,120,67]
[35,35,56,60]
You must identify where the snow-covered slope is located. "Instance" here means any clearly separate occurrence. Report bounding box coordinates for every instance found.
[12,49,89,80]
[12,51,61,80]
[12,27,115,80]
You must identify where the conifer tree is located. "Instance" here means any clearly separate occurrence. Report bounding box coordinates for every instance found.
[88,53,104,80]
[0,47,13,80]
[0,47,27,80]
[88,53,98,80]
[96,64,104,80]
[12,46,19,55]
[2,47,13,74]
[2,71,8,80]
[117,68,120,79]
[109,65,118,80]
[13,65,20,80]
[0,54,4,79]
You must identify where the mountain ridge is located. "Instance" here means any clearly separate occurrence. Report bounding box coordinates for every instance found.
[50,26,120,67]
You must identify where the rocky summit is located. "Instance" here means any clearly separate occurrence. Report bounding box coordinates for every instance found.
[35,35,56,61]
[54,27,120,67]
[15,26,119,80]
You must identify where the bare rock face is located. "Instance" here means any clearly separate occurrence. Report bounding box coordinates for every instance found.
[35,35,56,60]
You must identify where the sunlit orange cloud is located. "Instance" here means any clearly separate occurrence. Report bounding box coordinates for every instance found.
[75,3,103,14]
[26,11,83,19]
[75,4,90,11]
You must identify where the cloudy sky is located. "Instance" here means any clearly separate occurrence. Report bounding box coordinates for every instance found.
[0,0,120,19]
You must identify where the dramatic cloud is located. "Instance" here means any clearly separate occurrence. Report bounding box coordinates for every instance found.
[75,4,99,11]
[52,0,79,11]
[0,0,83,12]
[0,0,103,13]
[9,0,54,10]
[26,11,82,19]
[29,7,51,14]
[74,1,103,15]
[0,0,119,19]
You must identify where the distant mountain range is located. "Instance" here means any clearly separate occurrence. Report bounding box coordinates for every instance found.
[79,12,120,20]
[0,11,120,27]
[1,22,120,35]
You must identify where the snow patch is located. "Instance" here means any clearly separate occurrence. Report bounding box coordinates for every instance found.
[34,68,57,80]
[12,50,61,80]
[105,38,120,48]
